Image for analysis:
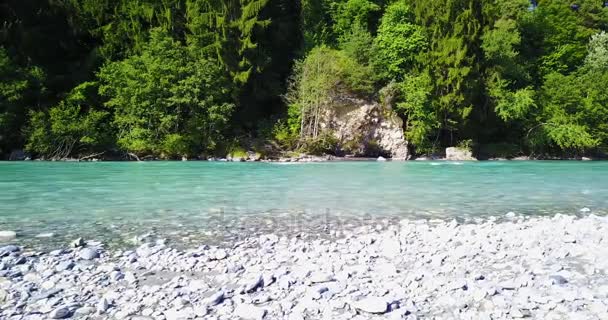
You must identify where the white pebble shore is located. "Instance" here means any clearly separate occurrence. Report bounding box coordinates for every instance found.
[1,214,608,319]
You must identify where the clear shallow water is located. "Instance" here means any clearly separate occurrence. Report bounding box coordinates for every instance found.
[0,161,607,249]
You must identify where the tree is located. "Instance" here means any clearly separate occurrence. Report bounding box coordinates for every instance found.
[409,0,483,147]
[286,46,373,140]
[372,1,426,81]
[0,47,45,157]
[25,82,112,159]
[98,29,234,158]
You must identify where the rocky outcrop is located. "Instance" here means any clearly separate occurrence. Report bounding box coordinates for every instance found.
[446,147,477,161]
[319,97,409,159]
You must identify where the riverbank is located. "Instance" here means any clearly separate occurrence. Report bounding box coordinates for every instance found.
[1,214,607,319]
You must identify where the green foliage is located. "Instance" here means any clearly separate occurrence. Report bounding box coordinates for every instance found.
[299,131,340,155]
[536,68,608,152]
[4,0,608,159]
[371,1,426,81]
[25,82,112,158]
[333,0,382,38]
[98,29,234,157]
[339,25,375,65]
[0,47,45,156]
[456,139,474,151]
[301,0,335,50]
[409,0,483,145]
[533,0,607,76]
[585,31,608,70]
[286,46,374,140]
[396,73,438,152]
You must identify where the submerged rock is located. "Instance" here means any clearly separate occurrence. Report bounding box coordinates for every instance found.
[0,230,17,241]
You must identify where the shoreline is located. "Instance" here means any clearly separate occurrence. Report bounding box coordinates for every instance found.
[0,156,604,163]
[2,214,608,319]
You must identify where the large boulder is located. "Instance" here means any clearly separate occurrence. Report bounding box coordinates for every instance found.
[446,147,477,161]
[319,97,409,159]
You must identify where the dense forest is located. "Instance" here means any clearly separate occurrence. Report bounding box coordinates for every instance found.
[1,0,608,160]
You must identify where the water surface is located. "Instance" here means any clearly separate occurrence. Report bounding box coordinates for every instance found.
[0,161,606,248]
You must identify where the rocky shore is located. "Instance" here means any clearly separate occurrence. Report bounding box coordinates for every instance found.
[1,214,608,320]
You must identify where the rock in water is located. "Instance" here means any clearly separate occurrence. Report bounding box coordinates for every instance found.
[79,248,99,260]
[234,304,266,319]
[49,306,71,319]
[352,297,389,314]
[377,156,387,162]
[0,231,17,241]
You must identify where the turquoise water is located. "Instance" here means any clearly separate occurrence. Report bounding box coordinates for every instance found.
[0,161,607,248]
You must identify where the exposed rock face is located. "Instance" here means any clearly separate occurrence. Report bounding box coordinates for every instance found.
[446,147,477,161]
[320,98,409,159]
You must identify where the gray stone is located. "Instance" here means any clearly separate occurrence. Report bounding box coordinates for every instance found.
[446,147,476,161]
[70,237,85,248]
[31,288,63,302]
[56,260,75,272]
[49,306,71,319]
[549,275,568,285]
[206,290,225,306]
[97,298,110,313]
[234,304,266,319]
[214,249,228,260]
[316,98,409,159]
[0,245,20,253]
[74,306,95,316]
[243,274,264,293]
[0,231,17,242]
[79,248,99,260]
[310,271,334,283]
[351,297,389,314]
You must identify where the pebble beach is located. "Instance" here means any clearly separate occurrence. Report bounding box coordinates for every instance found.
[1,213,608,320]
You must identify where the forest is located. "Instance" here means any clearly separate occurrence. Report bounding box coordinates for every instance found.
[1,0,608,160]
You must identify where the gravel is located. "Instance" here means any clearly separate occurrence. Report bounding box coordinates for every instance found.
[0,214,608,319]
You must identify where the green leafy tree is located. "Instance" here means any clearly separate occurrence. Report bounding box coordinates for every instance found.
[532,31,608,154]
[98,29,234,158]
[25,82,112,159]
[0,47,45,157]
[372,1,426,81]
[332,0,382,39]
[286,46,373,140]
[409,0,483,147]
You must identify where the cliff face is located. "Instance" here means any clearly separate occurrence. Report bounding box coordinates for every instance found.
[319,97,409,159]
